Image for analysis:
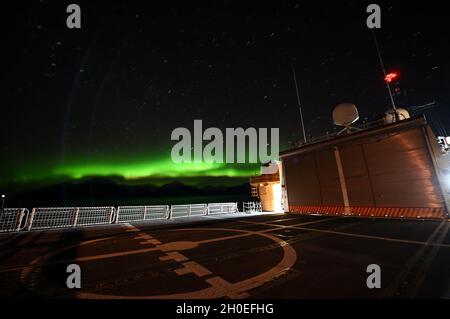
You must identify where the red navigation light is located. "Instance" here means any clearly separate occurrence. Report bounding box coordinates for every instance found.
[385,72,398,83]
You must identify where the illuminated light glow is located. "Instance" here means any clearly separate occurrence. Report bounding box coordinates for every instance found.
[384,72,398,83]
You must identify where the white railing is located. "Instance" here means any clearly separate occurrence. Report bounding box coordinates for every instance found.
[243,202,262,213]
[170,204,208,218]
[28,207,115,230]
[0,208,29,232]
[76,207,115,226]
[0,202,259,233]
[188,204,208,216]
[116,205,169,223]
[208,202,238,215]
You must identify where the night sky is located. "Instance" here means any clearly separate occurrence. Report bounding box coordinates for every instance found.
[2,0,450,192]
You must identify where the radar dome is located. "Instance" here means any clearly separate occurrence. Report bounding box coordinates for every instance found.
[333,103,359,127]
[384,108,410,123]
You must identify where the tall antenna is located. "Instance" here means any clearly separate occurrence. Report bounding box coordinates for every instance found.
[372,30,399,121]
[292,66,307,144]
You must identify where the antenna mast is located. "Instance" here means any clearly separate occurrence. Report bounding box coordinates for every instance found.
[372,30,399,122]
[292,66,307,144]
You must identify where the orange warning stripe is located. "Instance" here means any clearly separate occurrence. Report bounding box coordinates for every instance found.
[288,205,447,220]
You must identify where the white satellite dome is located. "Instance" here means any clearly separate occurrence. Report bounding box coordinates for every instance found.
[333,103,359,127]
[384,108,410,123]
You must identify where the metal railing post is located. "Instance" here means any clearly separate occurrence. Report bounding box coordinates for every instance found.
[14,209,24,232]
[73,208,80,227]
[28,208,36,231]
[143,206,148,221]
[110,207,116,224]
[115,207,121,223]
[19,209,30,231]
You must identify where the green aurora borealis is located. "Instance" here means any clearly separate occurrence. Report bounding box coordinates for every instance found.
[54,158,260,180]
[4,153,261,189]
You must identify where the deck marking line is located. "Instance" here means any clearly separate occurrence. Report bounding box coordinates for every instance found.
[290,225,450,248]
[206,276,250,298]
[75,247,160,262]
[159,252,189,262]
[140,239,162,245]
[22,226,297,299]
[174,261,212,277]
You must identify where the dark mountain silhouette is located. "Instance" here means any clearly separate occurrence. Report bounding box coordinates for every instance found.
[7,177,252,208]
